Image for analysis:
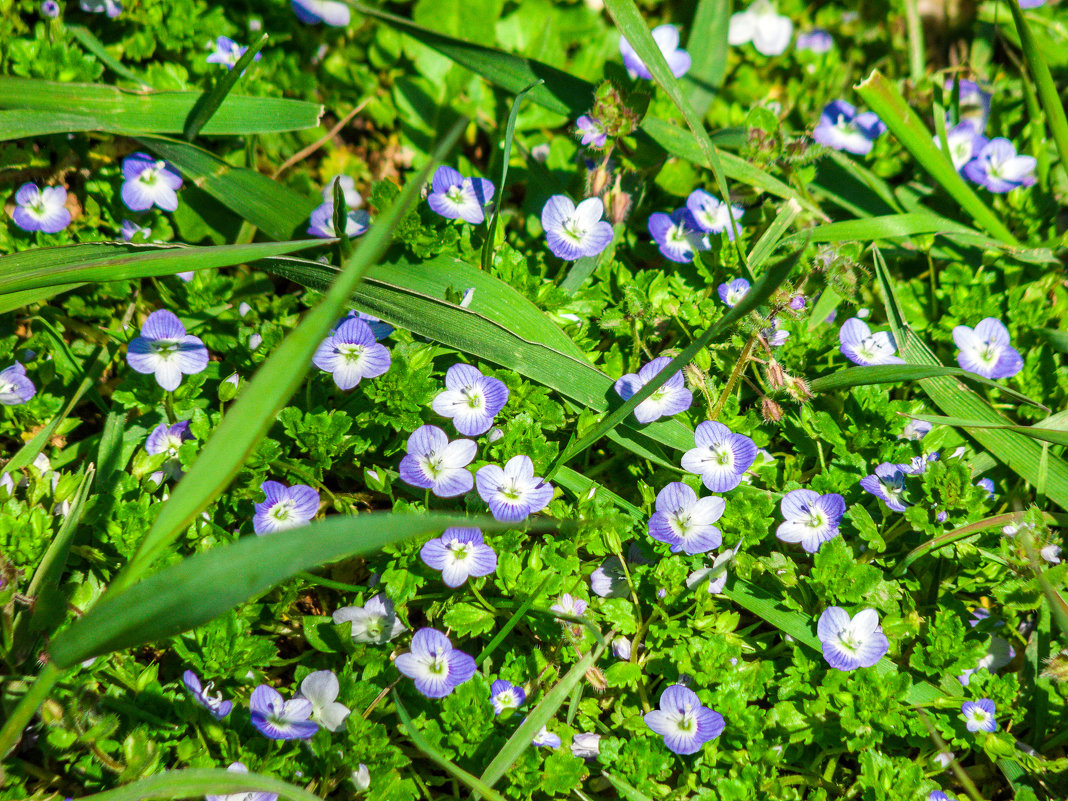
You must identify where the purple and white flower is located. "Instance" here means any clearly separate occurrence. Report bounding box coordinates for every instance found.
[838,317,904,366]
[205,763,277,801]
[681,421,758,493]
[432,363,509,436]
[420,527,497,587]
[576,116,607,148]
[307,202,370,239]
[541,195,614,260]
[952,318,1023,380]
[126,310,209,391]
[182,670,232,719]
[612,636,633,660]
[475,455,554,522]
[297,670,350,732]
[121,153,183,212]
[936,121,986,172]
[590,555,628,598]
[613,356,692,424]
[796,29,834,53]
[686,190,744,240]
[121,219,151,242]
[322,175,363,209]
[395,628,476,698]
[291,0,350,25]
[570,732,602,759]
[859,463,911,512]
[427,166,495,225]
[11,183,70,233]
[312,317,391,390]
[761,318,789,347]
[728,0,793,56]
[332,594,407,644]
[146,421,193,459]
[686,548,735,594]
[976,478,996,501]
[929,792,955,801]
[206,36,262,69]
[717,278,750,308]
[253,480,320,535]
[963,138,1036,193]
[900,418,932,440]
[644,685,725,755]
[961,699,997,732]
[958,611,1015,686]
[490,679,526,715]
[946,78,992,131]
[817,607,889,670]
[551,593,587,617]
[648,482,725,554]
[40,1,60,17]
[648,209,705,263]
[80,0,121,17]
[0,363,36,406]
[776,489,846,553]
[619,23,691,80]
[250,685,318,740]
[399,425,476,498]
[532,725,561,748]
[813,101,886,156]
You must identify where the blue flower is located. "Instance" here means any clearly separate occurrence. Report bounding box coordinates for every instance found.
[576,116,607,148]
[399,425,476,498]
[590,556,628,598]
[146,421,193,482]
[796,28,834,53]
[11,183,70,233]
[976,478,996,501]
[776,489,845,553]
[929,792,956,801]
[551,593,587,618]
[291,0,350,25]
[120,219,151,242]
[619,24,691,79]
[126,310,209,391]
[298,670,350,732]
[542,195,614,260]
[475,455,554,522]
[40,1,60,17]
[952,318,1023,379]
[613,356,693,424]
[312,317,391,389]
[321,175,363,209]
[0,363,36,406]
[644,685,725,755]
[427,166,494,224]
[206,763,277,801]
[307,201,370,239]
[859,463,911,512]
[817,607,889,670]
[944,78,991,132]
[250,685,318,740]
[838,317,904,366]
[648,482,724,554]
[532,725,561,748]
[490,679,526,716]
[648,208,705,263]
[80,0,121,17]
[332,594,407,644]
[395,628,476,698]
[717,278,750,308]
[681,421,758,493]
[121,153,183,212]
[961,698,997,732]
[936,121,986,172]
[900,418,932,440]
[206,36,262,70]
[963,138,1036,193]
[431,363,509,436]
[420,527,497,587]
[570,733,602,759]
[181,670,232,720]
[687,190,743,240]
[761,318,789,347]
[253,480,320,535]
[813,100,886,155]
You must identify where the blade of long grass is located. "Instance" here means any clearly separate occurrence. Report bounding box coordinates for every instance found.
[906,412,1068,447]
[118,120,465,584]
[855,71,1017,245]
[600,770,657,801]
[394,693,510,801]
[684,0,730,118]
[747,199,800,275]
[903,0,926,86]
[0,284,82,314]
[184,34,268,141]
[68,25,152,89]
[475,574,553,665]
[70,768,322,801]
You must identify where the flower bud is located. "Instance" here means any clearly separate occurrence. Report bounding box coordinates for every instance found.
[352,763,371,793]
[785,375,812,402]
[585,666,608,693]
[766,359,785,390]
[788,294,806,310]
[1041,650,1068,683]
[608,188,632,225]
[761,397,784,422]
[588,164,610,197]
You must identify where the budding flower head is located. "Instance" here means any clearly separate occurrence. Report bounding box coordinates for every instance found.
[607,186,632,225]
[765,358,785,390]
[1041,650,1068,683]
[761,397,784,422]
[784,375,812,402]
[588,164,610,197]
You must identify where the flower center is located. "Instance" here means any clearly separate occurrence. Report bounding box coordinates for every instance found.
[713,445,732,466]
[446,185,465,204]
[427,656,446,675]
[449,542,469,560]
[462,387,484,409]
[270,500,295,522]
[421,451,443,478]
[152,339,180,358]
[667,225,690,245]
[806,509,826,529]
[139,163,166,186]
[338,343,365,362]
[562,215,588,242]
[500,480,523,501]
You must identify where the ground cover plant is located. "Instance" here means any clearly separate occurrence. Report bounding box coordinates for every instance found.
[1,0,1067,799]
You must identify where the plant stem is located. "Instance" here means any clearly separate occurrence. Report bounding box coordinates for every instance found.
[711,335,755,421]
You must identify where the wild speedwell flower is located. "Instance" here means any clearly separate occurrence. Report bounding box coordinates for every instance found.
[570,732,602,759]
[297,670,350,732]
[859,463,911,512]
[80,0,122,17]
[959,609,1015,685]
[11,183,70,233]
[796,29,834,53]
[761,318,789,347]
[590,556,628,598]
[40,1,60,17]
[399,425,476,498]
[432,363,509,436]
[427,166,494,224]
[146,421,193,482]
[551,593,588,617]
[542,195,614,260]
[728,0,793,56]
[929,792,955,801]
[612,636,633,659]
[838,317,904,366]
[205,763,277,801]
[717,278,750,308]
[964,139,1036,193]
[253,480,319,535]
[291,0,350,25]
[776,489,846,553]
[121,153,183,212]
[490,680,526,715]
[475,455,554,521]
[686,548,735,594]
[313,317,391,389]
[648,208,705,263]
[0,363,36,406]
[686,190,744,240]
[126,310,209,391]
[946,78,991,131]
[644,685,725,755]
[613,356,693,424]
[619,24,691,80]
[952,318,1023,379]
[961,699,997,732]
[420,527,497,587]
[648,482,724,554]
[817,607,889,670]
[307,202,370,239]
[900,418,932,440]
[976,477,996,501]
[322,175,363,208]
[682,421,758,493]
[182,670,232,719]
[395,628,476,698]
[576,116,607,148]
[936,121,986,172]
[121,219,151,242]
[250,685,317,740]
[532,725,561,748]
[332,594,406,644]
[813,101,886,155]
[206,36,262,69]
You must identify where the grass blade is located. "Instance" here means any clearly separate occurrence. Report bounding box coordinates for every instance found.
[747,199,801,274]
[906,412,1068,447]
[601,770,657,801]
[684,0,730,118]
[72,768,323,801]
[184,34,268,141]
[67,25,152,89]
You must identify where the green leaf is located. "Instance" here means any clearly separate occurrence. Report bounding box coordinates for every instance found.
[907,413,1068,447]
[443,601,497,637]
[684,0,730,117]
[184,34,268,140]
[0,77,323,138]
[69,768,322,801]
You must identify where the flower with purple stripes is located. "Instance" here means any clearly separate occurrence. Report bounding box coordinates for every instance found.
[0,363,36,406]
[619,24,691,80]
[126,310,209,392]
[813,101,886,156]
[686,190,743,240]
[250,685,318,740]
[644,685,725,755]
[313,317,391,390]
[576,116,607,148]
[475,455,554,521]
[614,356,692,424]
[648,482,724,554]
[253,480,320,535]
[121,153,183,212]
[648,208,705,263]
[206,36,262,69]
[332,594,406,644]
[859,463,911,512]
[961,699,997,732]
[399,425,476,498]
[11,183,70,233]
[776,489,846,553]
[427,167,495,225]
[291,0,350,25]
[681,421,758,493]
[953,318,1023,380]
[432,364,509,437]
[307,202,370,239]
[395,628,476,698]
[936,121,987,172]
[490,679,526,716]
[182,670,232,720]
[964,138,1036,193]
[542,195,614,260]
[838,317,904,366]
[817,607,889,670]
[420,527,497,587]
[717,278,750,308]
